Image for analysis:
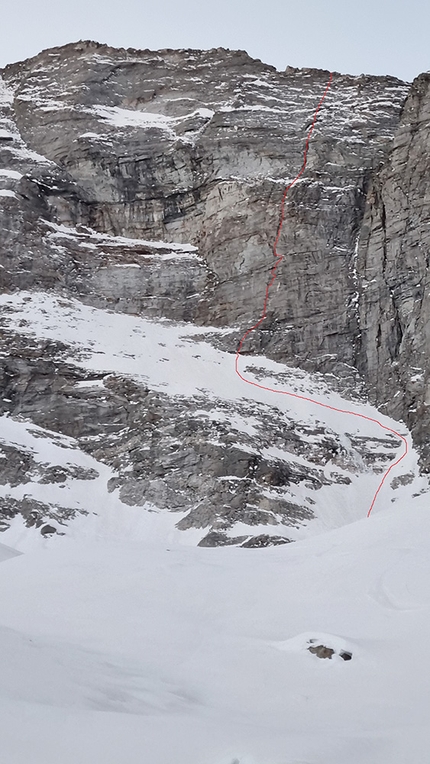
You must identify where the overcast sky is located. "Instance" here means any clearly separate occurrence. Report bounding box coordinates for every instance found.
[0,0,428,81]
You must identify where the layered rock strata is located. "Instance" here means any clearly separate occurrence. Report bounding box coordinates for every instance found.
[0,42,429,539]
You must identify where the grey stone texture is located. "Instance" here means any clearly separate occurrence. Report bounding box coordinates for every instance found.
[356,73,430,467]
[0,41,429,538]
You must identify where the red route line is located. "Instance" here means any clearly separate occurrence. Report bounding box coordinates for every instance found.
[234,72,408,518]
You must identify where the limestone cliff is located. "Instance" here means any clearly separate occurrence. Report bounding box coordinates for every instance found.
[357,73,430,467]
[0,41,428,541]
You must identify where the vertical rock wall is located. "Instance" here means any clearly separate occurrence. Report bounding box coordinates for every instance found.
[357,73,430,468]
[1,42,429,471]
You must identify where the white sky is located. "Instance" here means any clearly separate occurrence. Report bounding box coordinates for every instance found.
[0,0,428,81]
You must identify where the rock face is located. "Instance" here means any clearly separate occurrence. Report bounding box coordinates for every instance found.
[357,73,430,467]
[1,43,409,347]
[0,41,429,540]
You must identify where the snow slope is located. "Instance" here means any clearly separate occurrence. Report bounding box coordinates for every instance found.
[0,490,430,764]
[0,289,425,537]
[0,286,429,763]
[0,414,119,528]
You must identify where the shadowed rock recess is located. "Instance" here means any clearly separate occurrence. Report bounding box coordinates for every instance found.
[0,41,428,543]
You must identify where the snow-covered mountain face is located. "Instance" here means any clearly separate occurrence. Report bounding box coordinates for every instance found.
[0,41,428,544]
[1,41,430,764]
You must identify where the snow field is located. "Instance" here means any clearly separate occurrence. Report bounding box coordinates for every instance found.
[0,493,430,763]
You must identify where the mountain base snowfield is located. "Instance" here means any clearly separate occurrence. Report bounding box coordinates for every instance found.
[0,291,428,762]
[1,487,430,764]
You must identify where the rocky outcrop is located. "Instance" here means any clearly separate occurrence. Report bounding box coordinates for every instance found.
[2,295,394,543]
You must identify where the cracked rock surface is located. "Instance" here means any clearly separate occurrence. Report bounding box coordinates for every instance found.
[0,42,429,540]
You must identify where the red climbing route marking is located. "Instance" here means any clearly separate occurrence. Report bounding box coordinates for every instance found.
[235,72,408,517]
